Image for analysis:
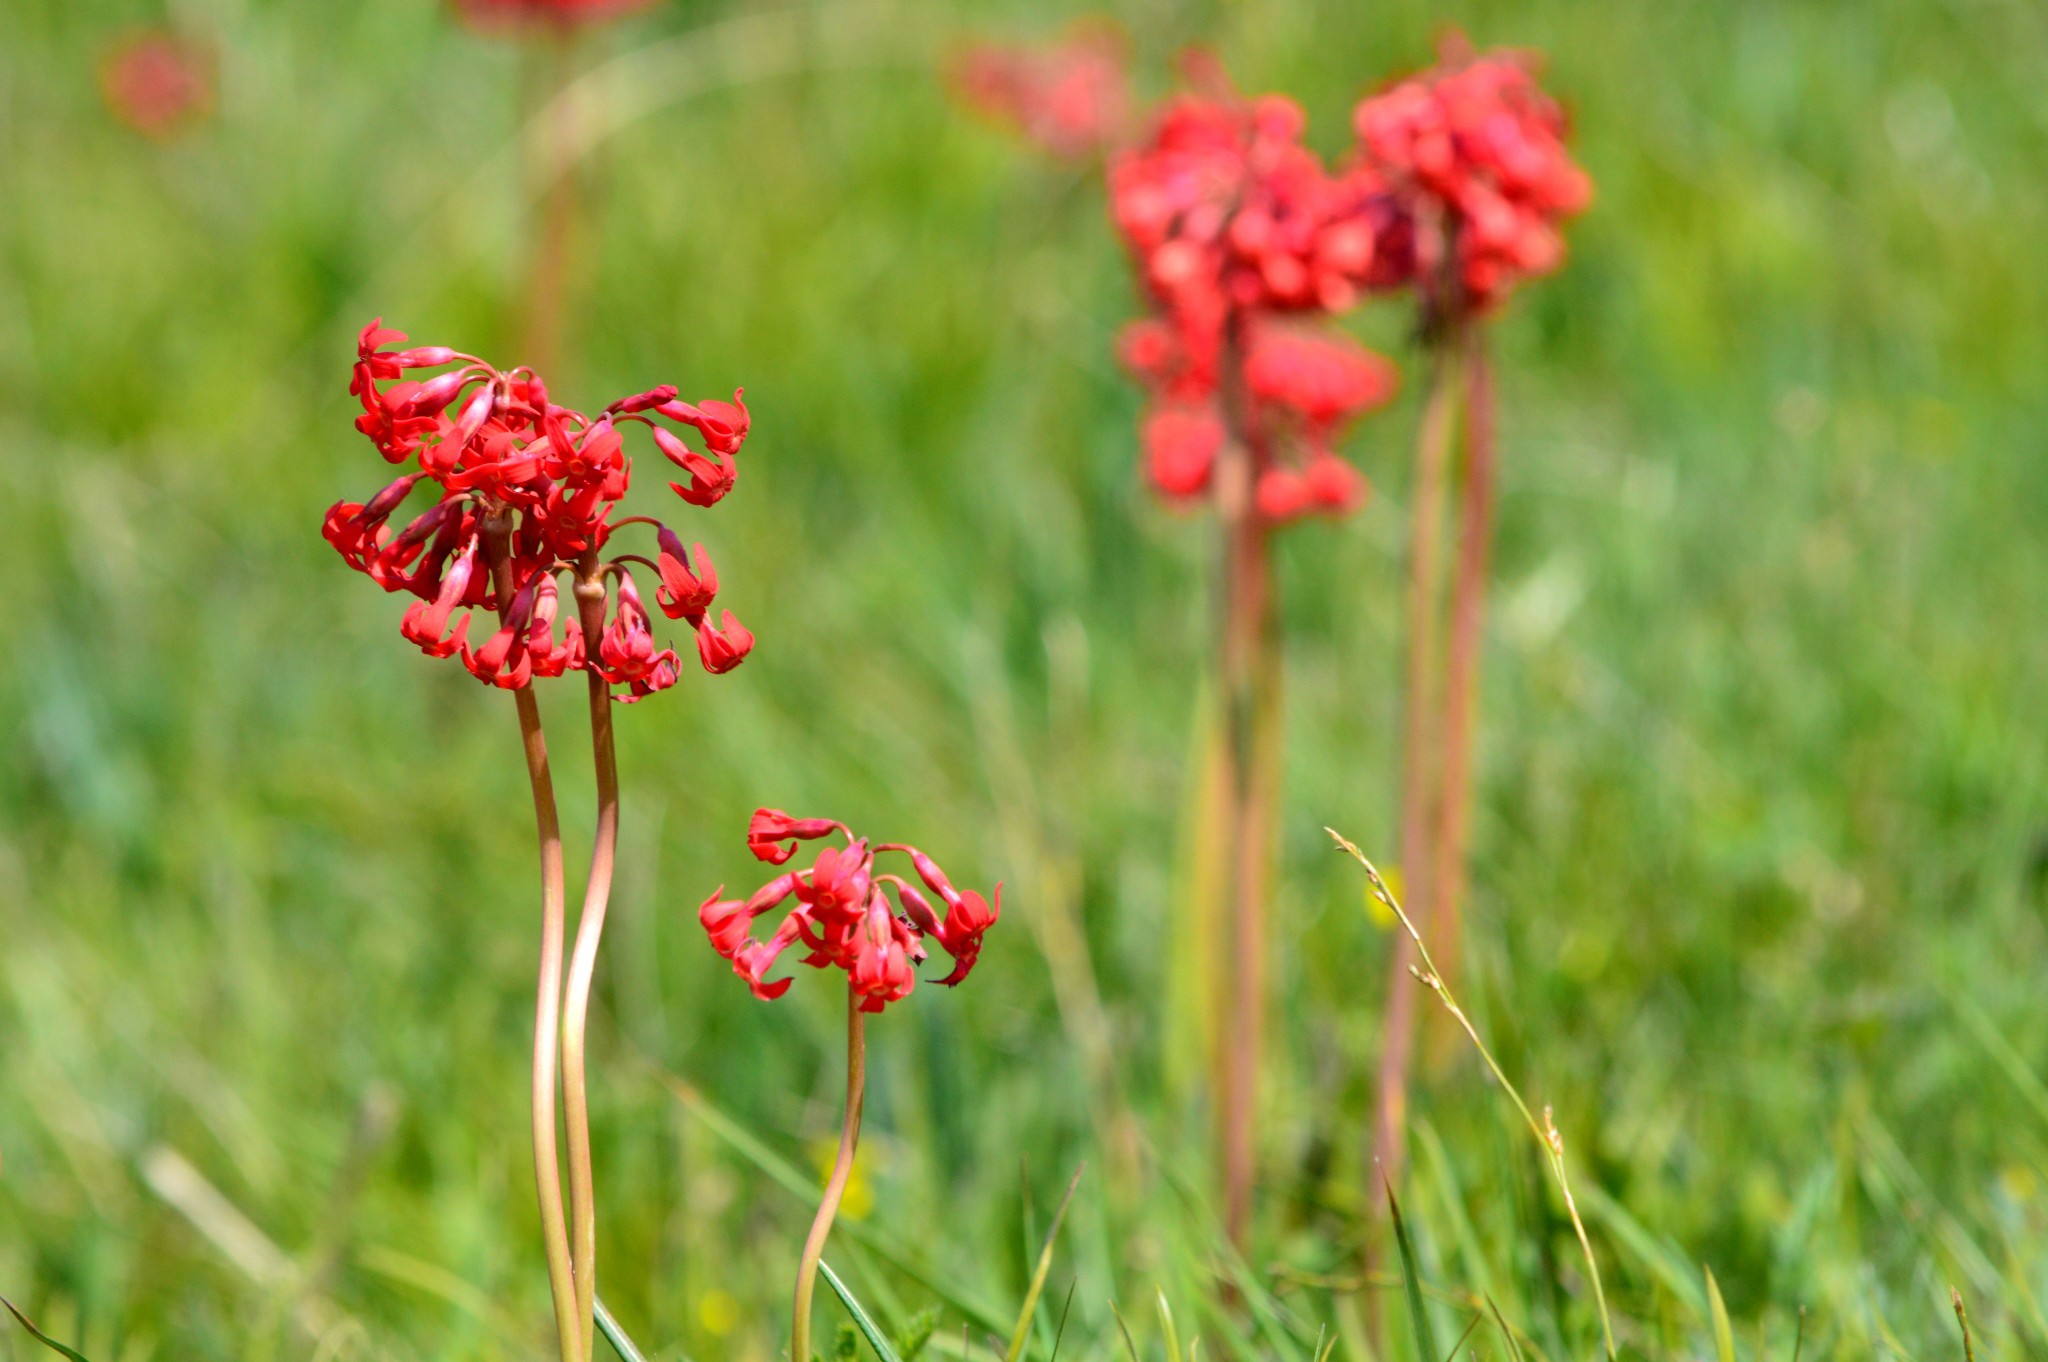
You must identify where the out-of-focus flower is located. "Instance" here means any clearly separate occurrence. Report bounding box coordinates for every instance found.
[1108,71,1404,523]
[100,31,212,141]
[700,813,1000,1012]
[324,319,753,697]
[948,22,1132,160]
[452,0,658,29]
[1351,32,1591,316]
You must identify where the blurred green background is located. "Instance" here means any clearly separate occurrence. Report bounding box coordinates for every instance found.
[4,0,2048,1358]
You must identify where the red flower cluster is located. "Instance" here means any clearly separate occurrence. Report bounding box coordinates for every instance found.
[452,0,655,27]
[324,320,753,699]
[1109,88,1405,522]
[100,31,211,141]
[701,812,1000,1012]
[1352,37,1592,315]
[949,25,1132,161]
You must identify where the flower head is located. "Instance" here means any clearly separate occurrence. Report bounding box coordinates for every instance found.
[949,23,1133,160]
[324,320,754,698]
[700,812,1001,1012]
[1108,69,1404,524]
[1351,34,1591,316]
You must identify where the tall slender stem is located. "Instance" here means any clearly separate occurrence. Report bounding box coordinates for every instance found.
[1215,326,1277,1252]
[561,560,617,1362]
[482,519,582,1362]
[1430,331,1497,1000]
[792,988,867,1362]
[1370,339,1462,1233]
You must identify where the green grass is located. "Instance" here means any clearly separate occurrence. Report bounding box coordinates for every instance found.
[5,0,2048,1358]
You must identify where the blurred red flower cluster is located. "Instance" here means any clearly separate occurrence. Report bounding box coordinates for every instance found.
[1353,39,1593,315]
[323,320,753,699]
[701,811,1001,1012]
[100,31,211,141]
[948,24,1132,160]
[451,0,656,29]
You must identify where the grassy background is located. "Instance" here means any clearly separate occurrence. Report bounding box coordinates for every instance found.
[4,0,2048,1357]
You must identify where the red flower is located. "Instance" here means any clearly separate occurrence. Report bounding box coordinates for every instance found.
[949,23,1132,160]
[694,611,755,675]
[100,31,211,141]
[1244,327,1400,428]
[701,814,1000,1012]
[1351,33,1591,315]
[325,320,754,697]
[1142,406,1224,501]
[748,810,849,864]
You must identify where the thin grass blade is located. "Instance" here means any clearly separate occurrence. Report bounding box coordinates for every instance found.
[1004,1164,1083,1362]
[1485,1295,1528,1362]
[1388,1182,1444,1362]
[1047,1282,1077,1362]
[1,1298,94,1362]
[1158,1290,1183,1362]
[666,1073,1009,1334]
[821,1259,909,1362]
[595,1295,660,1362]
[1110,1301,1142,1362]
[1706,1268,1736,1362]
[1445,1313,1484,1362]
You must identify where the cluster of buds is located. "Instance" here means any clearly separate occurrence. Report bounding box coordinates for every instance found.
[1352,37,1592,317]
[701,812,1001,1012]
[1110,86,1405,521]
[324,320,753,699]
[948,23,1132,161]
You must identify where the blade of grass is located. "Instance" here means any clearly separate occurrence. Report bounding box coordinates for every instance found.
[1110,1302,1142,1362]
[1486,1295,1529,1362]
[1951,1288,1976,1362]
[1,1297,94,1362]
[1047,1283,1078,1362]
[1158,1290,1183,1362]
[1706,1268,1736,1362]
[1573,1180,1707,1319]
[1329,830,1617,1361]
[1445,1313,1485,1362]
[1389,1181,1444,1362]
[662,1071,1009,1335]
[821,1260,909,1362]
[1005,1165,1084,1362]
[595,1296,658,1362]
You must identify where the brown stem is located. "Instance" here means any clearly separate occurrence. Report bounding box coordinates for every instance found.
[792,987,867,1362]
[561,556,616,1362]
[481,518,582,1362]
[1370,339,1462,1253]
[1215,328,1277,1252]
[522,29,581,376]
[1430,331,1497,1003]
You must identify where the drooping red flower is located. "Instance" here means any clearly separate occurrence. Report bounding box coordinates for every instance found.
[100,31,212,141]
[948,23,1133,160]
[1350,33,1591,316]
[324,320,753,697]
[700,813,1001,1012]
[1108,66,1406,524]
